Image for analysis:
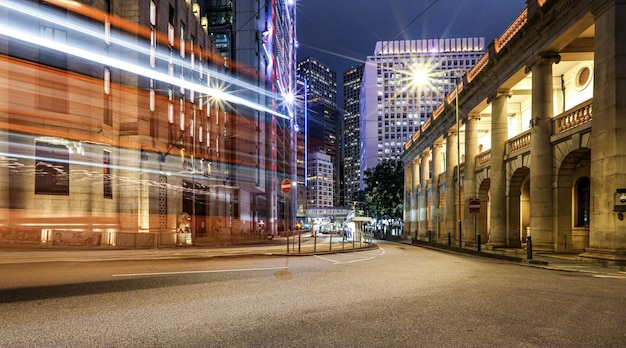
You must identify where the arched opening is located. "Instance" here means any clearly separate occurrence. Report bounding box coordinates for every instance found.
[508,167,530,248]
[555,148,591,253]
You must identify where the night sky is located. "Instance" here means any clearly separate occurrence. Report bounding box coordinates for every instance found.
[296,0,525,96]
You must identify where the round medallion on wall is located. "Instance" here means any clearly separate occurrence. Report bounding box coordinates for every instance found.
[574,65,592,91]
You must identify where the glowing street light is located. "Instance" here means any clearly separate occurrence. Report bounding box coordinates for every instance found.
[412,68,429,87]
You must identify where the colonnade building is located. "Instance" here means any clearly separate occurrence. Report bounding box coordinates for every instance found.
[402,0,626,263]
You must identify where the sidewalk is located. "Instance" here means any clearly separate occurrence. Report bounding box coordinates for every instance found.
[396,238,626,278]
[1,237,625,278]
[0,235,376,265]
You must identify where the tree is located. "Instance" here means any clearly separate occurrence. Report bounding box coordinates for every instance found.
[362,159,404,221]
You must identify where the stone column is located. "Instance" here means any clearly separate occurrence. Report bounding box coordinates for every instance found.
[583,1,626,261]
[412,159,420,240]
[445,131,458,241]
[431,143,443,241]
[419,149,430,240]
[528,53,559,251]
[463,114,480,245]
[404,163,413,239]
[488,91,510,247]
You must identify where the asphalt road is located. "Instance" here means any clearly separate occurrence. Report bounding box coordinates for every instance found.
[1,241,625,347]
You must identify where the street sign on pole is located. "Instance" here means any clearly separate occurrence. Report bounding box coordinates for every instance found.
[469,199,481,213]
[281,179,292,194]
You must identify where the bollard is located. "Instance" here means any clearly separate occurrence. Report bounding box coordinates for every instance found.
[447,232,451,246]
[526,236,533,259]
[476,234,481,252]
[428,230,432,243]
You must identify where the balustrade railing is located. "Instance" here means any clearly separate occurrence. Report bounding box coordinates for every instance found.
[507,130,531,154]
[494,9,528,53]
[553,99,592,134]
[476,150,492,167]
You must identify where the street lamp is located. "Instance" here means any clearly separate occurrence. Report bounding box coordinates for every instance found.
[455,79,462,249]
[410,67,464,247]
[410,67,429,241]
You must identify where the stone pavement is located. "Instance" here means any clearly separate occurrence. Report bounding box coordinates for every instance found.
[0,236,625,278]
[397,238,626,278]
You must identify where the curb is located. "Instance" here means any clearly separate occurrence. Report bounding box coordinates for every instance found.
[405,239,548,265]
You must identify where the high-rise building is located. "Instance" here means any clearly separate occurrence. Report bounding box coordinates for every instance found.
[343,64,364,204]
[360,38,485,188]
[295,57,341,208]
[296,57,337,109]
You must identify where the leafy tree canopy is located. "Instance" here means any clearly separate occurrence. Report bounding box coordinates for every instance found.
[362,159,404,221]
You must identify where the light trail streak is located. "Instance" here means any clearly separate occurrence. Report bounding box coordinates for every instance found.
[0,1,290,119]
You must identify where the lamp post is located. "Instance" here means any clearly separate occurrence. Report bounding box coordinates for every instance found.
[455,80,462,249]
[412,67,464,248]
[411,68,428,240]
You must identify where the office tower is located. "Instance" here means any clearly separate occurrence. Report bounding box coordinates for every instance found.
[343,64,364,204]
[360,38,485,187]
[296,57,341,207]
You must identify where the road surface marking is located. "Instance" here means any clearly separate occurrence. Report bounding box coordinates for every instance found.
[592,274,626,279]
[314,248,384,264]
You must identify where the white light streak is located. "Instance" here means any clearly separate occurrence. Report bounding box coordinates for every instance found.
[0,1,290,119]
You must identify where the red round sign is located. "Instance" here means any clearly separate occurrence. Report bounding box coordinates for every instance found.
[281,179,292,194]
[469,199,481,213]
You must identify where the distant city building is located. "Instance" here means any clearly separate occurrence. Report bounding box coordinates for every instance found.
[296,57,337,109]
[296,58,342,207]
[360,38,485,188]
[307,150,334,208]
[342,64,364,203]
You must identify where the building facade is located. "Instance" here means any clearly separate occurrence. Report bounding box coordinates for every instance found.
[402,0,626,263]
[360,38,485,188]
[0,0,296,247]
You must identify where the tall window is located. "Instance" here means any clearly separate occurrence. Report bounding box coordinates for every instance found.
[576,177,590,227]
[35,142,69,195]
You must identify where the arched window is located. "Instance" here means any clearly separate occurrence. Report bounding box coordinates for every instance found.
[576,177,590,227]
